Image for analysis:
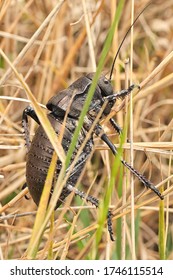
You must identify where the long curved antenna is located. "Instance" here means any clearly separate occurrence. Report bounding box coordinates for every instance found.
[109,1,152,81]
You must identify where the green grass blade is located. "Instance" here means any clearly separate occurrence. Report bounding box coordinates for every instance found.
[94,134,124,250]
[65,0,125,170]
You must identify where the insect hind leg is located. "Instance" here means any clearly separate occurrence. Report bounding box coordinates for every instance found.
[66,185,114,241]
[22,106,40,151]
[95,125,163,200]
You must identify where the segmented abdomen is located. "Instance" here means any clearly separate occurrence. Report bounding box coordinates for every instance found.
[26,114,93,207]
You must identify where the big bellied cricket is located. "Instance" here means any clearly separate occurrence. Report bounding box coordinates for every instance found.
[22,5,163,241]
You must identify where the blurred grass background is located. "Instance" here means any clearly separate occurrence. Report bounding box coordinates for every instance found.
[0,0,173,260]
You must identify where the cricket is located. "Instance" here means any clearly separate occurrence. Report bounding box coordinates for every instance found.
[1,1,172,260]
[22,3,163,241]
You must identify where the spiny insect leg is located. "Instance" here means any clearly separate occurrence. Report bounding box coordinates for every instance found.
[22,106,40,124]
[114,84,138,100]
[109,118,130,143]
[104,84,140,103]
[67,184,99,206]
[22,106,40,151]
[66,185,114,241]
[95,125,163,200]
[121,160,164,200]
[109,118,123,136]
[107,210,114,241]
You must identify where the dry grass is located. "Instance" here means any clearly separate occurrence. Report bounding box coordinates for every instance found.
[0,0,173,260]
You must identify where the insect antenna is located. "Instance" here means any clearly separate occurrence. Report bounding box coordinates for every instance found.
[109,1,152,81]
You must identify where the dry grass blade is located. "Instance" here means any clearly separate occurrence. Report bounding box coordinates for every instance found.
[0,0,65,86]
[0,49,65,163]
[139,50,173,90]
[0,187,28,214]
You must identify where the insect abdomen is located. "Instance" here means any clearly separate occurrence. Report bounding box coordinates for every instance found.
[26,114,93,207]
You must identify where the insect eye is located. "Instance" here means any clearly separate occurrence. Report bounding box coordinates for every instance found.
[104,79,109,84]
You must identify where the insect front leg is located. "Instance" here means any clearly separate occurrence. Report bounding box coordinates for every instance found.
[94,124,163,200]
[106,84,139,141]
[22,106,40,151]
[66,185,114,241]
